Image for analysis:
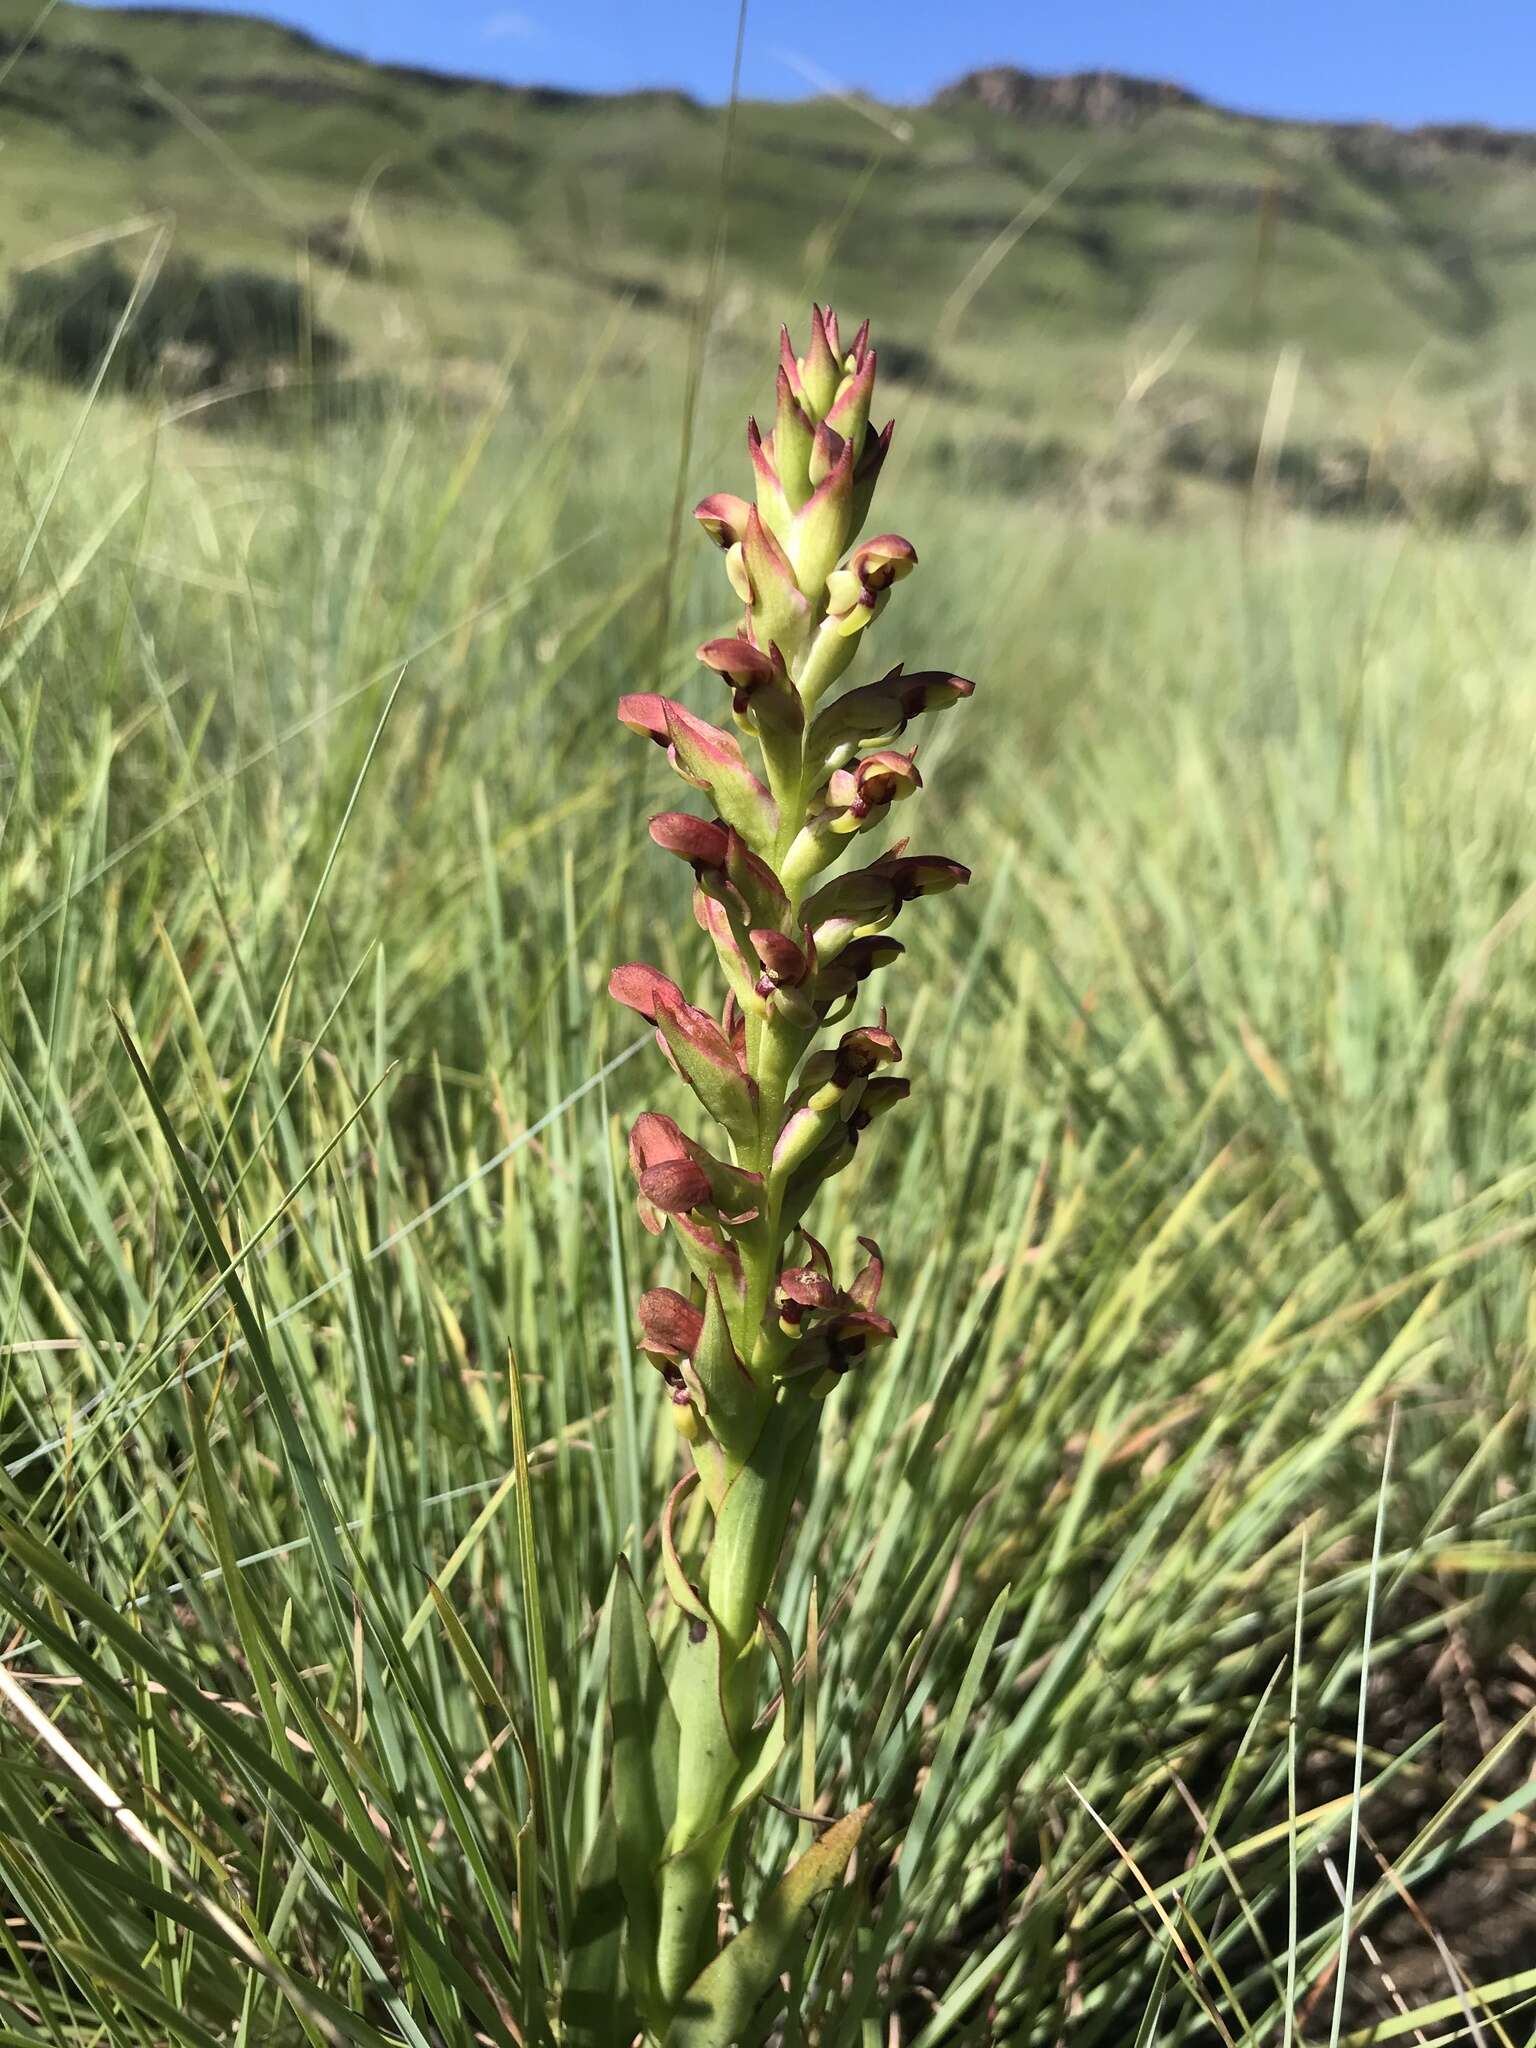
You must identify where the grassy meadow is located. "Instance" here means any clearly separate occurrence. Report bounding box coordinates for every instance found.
[3,13,1536,2044]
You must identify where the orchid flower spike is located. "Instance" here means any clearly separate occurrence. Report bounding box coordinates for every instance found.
[601,310,975,2030]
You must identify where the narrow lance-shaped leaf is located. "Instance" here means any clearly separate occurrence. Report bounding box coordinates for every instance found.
[666,1804,876,2048]
[565,1804,641,2048]
[662,703,779,854]
[688,1276,767,1457]
[607,1561,679,2026]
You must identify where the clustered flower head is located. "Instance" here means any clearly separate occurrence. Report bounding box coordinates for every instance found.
[611,308,973,1462]
[600,307,975,2029]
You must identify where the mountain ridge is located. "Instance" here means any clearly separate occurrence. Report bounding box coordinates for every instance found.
[21,5,1536,151]
[5,0,1536,488]
[938,65,1536,166]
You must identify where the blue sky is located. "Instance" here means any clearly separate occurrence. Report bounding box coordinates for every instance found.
[102,0,1536,129]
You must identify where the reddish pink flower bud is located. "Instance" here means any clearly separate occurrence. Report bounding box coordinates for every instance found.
[629,1110,689,1172]
[696,635,799,730]
[694,492,753,549]
[649,812,730,871]
[824,749,922,833]
[622,692,729,765]
[628,1111,761,1235]
[638,1158,715,1215]
[696,643,794,733]
[617,692,672,744]
[750,926,813,989]
[609,962,685,1022]
[892,668,975,716]
[849,534,918,591]
[834,1021,902,1077]
[637,1286,704,1365]
[629,1111,689,1233]
[868,852,971,900]
[696,637,778,684]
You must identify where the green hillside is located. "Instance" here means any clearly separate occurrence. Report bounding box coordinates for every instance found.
[6,0,1536,499]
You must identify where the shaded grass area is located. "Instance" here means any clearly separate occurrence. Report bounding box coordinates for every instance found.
[0,326,1534,2041]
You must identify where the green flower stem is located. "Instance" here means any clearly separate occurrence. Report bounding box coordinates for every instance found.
[658,1420,811,2012]
[759,723,809,851]
[654,1046,811,2016]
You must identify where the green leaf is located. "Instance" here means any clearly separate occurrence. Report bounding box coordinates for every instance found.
[609,1560,680,2022]
[49,1943,229,2048]
[652,1001,759,1149]
[508,1348,574,1939]
[111,1013,355,1620]
[720,1603,796,1821]
[665,1804,875,2048]
[684,1279,767,1458]
[564,1804,640,2048]
[662,711,779,855]
[654,1590,739,2012]
[662,1614,738,1851]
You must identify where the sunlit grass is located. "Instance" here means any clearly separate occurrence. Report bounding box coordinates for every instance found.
[1,330,1534,2043]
